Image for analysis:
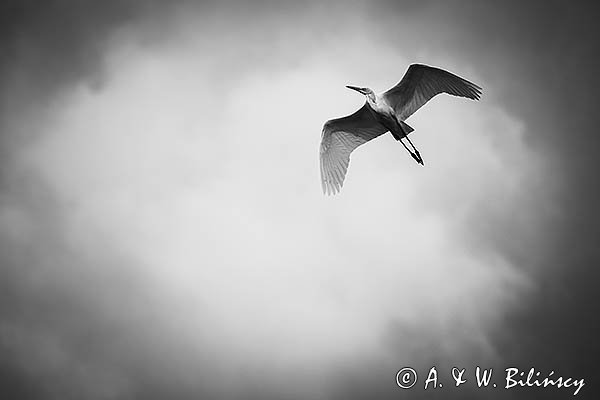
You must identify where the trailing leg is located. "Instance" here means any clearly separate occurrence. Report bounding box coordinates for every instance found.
[394,134,422,165]
[404,135,424,165]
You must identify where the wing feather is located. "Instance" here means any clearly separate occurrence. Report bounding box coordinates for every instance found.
[319,103,388,195]
[383,64,482,120]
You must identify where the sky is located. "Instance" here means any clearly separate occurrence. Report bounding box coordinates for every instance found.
[0,1,599,399]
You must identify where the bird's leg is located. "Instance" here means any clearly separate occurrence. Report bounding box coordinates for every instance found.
[397,137,422,165]
[393,116,423,165]
[404,135,424,165]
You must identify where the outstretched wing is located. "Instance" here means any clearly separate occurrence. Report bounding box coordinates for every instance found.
[320,103,388,195]
[383,64,482,121]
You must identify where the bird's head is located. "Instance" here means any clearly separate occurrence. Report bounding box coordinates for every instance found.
[346,85,373,95]
[346,85,375,100]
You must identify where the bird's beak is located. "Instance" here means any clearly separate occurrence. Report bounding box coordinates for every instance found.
[346,85,364,94]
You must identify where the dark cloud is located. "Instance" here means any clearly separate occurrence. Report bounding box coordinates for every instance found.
[363,1,600,398]
[1,1,599,399]
[0,2,166,398]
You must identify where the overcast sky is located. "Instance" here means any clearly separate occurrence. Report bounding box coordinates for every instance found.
[1,1,599,399]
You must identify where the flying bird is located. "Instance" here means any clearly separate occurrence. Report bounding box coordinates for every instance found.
[319,64,482,195]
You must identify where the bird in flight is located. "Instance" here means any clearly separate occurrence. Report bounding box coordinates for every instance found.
[319,64,482,195]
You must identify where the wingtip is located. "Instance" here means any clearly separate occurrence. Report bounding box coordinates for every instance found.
[321,181,342,196]
[468,84,483,101]
[472,83,483,97]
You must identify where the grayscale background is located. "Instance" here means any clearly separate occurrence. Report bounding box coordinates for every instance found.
[0,1,598,399]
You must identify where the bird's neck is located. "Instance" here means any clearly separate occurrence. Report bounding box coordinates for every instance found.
[365,93,377,106]
[366,93,394,116]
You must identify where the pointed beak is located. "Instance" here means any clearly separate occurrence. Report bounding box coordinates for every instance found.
[346,85,364,94]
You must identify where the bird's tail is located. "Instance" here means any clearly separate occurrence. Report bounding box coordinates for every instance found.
[391,120,415,141]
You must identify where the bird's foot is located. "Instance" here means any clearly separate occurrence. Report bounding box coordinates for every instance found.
[414,150,424,165]
[410,152,422,165]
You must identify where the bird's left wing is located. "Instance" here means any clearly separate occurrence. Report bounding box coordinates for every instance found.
[320,103,388,195]
[383,64,482,121]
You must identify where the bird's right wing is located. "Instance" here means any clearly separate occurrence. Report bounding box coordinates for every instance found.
[383,64,482,120]
[320,103,388,195]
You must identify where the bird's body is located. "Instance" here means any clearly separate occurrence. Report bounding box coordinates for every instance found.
[364,93,412,140]
[319,63,482,195]
[365,94,395,127]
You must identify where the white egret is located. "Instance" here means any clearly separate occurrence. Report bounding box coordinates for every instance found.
[319,64,482,195]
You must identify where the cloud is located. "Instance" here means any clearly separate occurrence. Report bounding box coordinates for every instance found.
[1,1,598,399]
